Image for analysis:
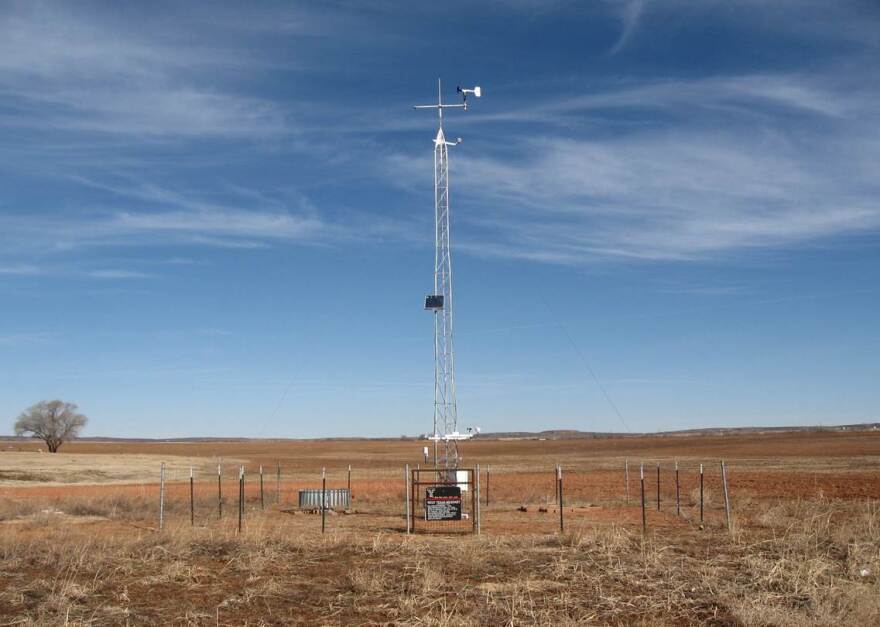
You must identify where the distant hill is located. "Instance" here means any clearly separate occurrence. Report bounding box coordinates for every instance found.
[2,422,877,443]
[478,423,880,440]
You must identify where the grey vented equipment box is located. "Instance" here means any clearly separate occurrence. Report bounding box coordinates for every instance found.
[298,488,350,510]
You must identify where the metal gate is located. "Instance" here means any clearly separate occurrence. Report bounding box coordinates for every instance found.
[407,467,479,534]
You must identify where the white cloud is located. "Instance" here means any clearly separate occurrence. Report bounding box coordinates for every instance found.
[0,4,289,138]
[453,133,879,262]
[387,72,880,262]
[0,264,45,276]
[608,0,646,55]
[0,172,331,255]
[87,269,154,280]
[0,206,325,254]
[111,209,322,241]
[455,74,865,130]
[1,3,877,270]
[0,168,424,264]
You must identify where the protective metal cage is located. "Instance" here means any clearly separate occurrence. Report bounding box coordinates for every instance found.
[408,467,479,534]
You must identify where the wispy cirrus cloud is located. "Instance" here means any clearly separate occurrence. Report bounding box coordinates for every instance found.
[87,269,155,280]
[0,3,291,138]
[608,0,646,55]
[441,73,866,131]
[0,3,421,279]
[0,171,419,264]
[0,264,46,276]
[457,134,878,262]
[386,71,880,263]
[0,263,154,281]
[2,1,878,273]
[0,206,325,255]
[603,0,880,55]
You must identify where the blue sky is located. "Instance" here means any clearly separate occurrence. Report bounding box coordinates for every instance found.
[1,1,878,438]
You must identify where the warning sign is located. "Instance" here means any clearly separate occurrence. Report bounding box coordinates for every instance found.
[425,485,462,521]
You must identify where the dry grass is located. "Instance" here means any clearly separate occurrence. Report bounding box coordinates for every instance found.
[2,434,879,624]
[0,452,223,487]
[0,494,877,625]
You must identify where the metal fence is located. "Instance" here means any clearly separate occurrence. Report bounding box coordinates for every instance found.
[3,455,869,537]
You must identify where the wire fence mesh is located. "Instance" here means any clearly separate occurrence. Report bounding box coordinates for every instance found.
[3,454,875,537]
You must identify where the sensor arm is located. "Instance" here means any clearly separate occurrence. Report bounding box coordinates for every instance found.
[412,104,466,110]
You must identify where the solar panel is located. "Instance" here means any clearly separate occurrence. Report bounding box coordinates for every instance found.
[425,294,444,310]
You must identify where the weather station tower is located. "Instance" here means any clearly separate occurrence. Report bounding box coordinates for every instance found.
[414,80,481,471]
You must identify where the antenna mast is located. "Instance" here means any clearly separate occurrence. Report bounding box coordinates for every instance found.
[414,79,481,471]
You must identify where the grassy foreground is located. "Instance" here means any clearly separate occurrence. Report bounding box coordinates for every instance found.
[0,494,878,625]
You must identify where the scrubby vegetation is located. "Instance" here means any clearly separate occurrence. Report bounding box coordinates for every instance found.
[0,495,877,625]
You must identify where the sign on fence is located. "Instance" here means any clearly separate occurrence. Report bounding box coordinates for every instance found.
[409,467,477,533]
[425,485,462,521]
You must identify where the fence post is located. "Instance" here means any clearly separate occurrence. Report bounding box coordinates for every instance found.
[675,460,680,517]
[625,459,630,504]
[656,462,661,511]
[321,467,326,534]
[699,463,704,525]
[486,464,490,507]
[347,464,352,504]
[259,465,264,511]
[554,465,559,506]
[159,462,165,531]
[405,464,411,534]
[475,464,481,535]
[276,461,281,504]
[557,465,564,534]
[218,463,223,519]
[721,460,732,533]
[238,466,243,534]
[640,462,646,536]
[190,466,194,526]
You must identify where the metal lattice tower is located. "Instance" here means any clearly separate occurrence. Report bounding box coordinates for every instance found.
[414,79,480,470]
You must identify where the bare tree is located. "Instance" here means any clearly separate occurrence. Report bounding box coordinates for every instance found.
[14,400,87,453]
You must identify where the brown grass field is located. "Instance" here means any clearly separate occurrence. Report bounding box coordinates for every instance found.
[1,430,879,625]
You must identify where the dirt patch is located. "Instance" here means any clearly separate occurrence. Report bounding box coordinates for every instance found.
[1,509,108,525]
[0,470,54,482]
